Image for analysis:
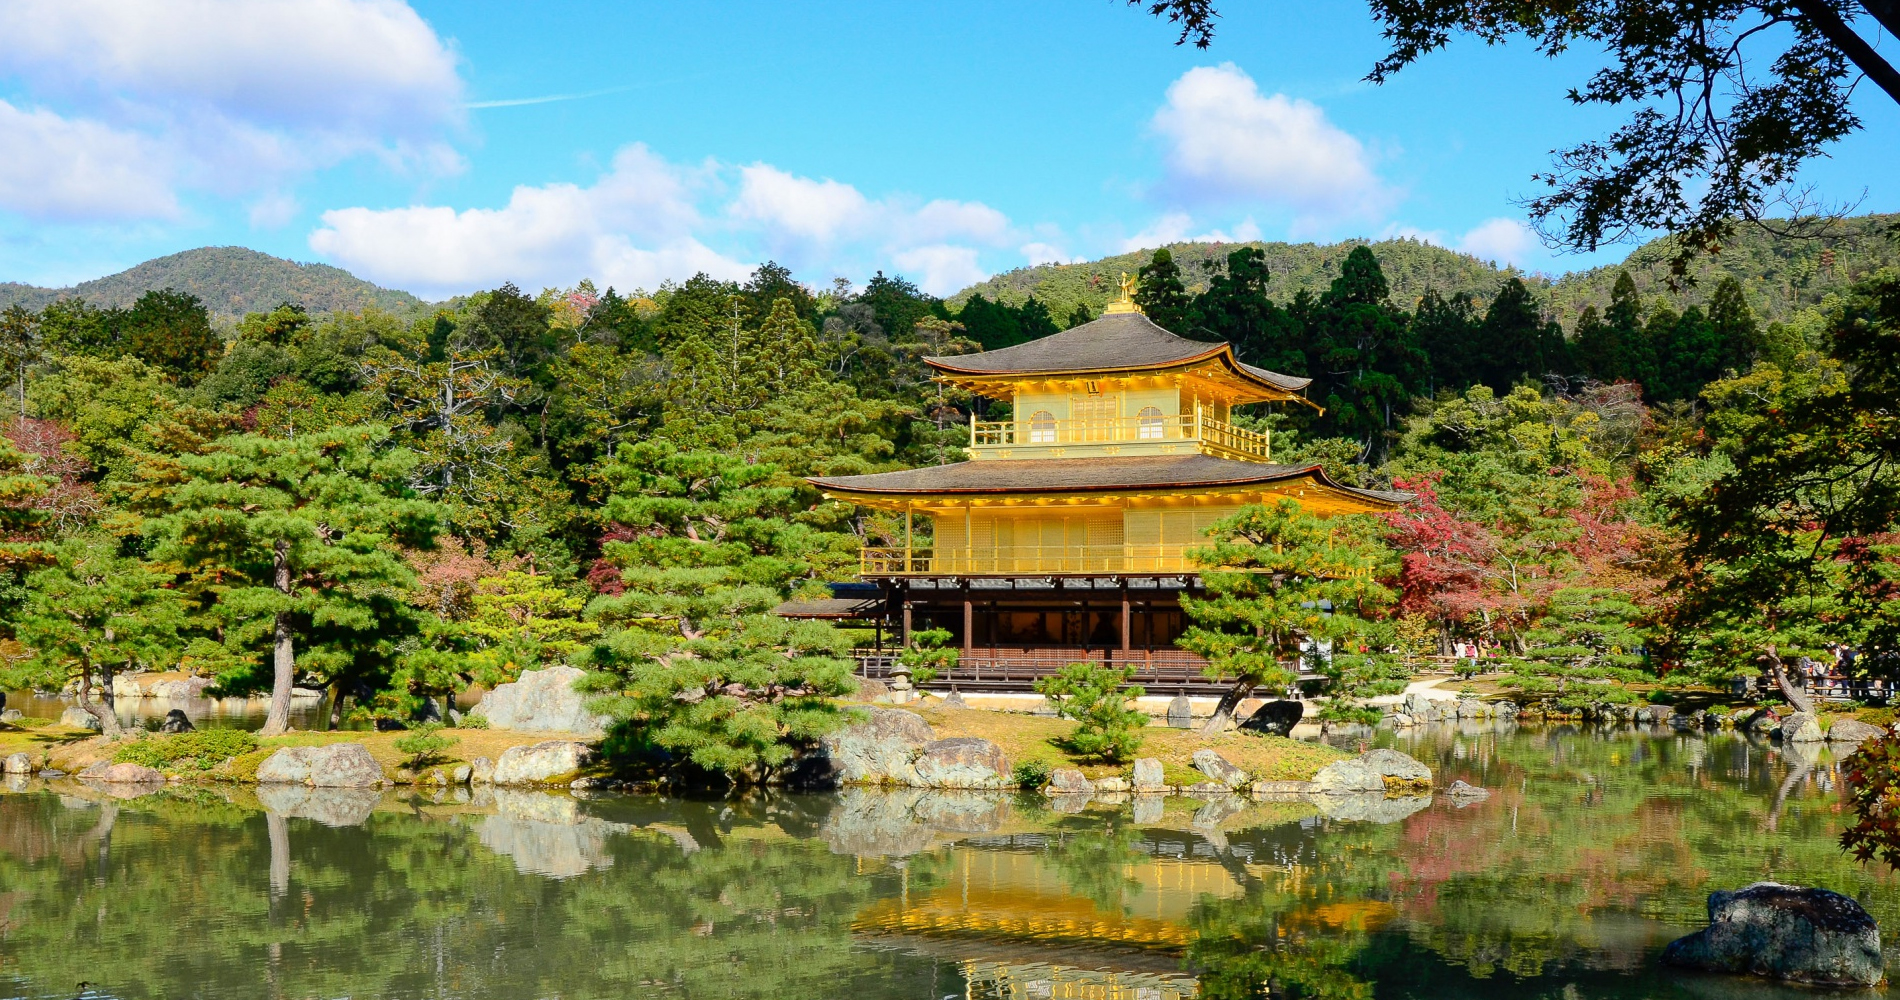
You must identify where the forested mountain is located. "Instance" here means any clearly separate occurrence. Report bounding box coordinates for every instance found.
[952,212,1900,329]
[0,247,425,319]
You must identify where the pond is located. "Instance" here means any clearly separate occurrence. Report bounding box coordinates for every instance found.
[1,723,1893,999]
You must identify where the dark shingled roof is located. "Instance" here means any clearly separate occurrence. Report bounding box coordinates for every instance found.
[811,454,1411,505]
[771,597,882,619]
[924,311,1310,392]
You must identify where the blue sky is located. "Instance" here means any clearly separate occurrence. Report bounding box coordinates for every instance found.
[1,1,1895,299]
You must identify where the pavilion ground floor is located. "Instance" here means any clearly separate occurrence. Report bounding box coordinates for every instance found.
[812,575,1257,697]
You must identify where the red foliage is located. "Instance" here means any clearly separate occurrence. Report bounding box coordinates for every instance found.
[1382,473,1499,623]
[3,417,100,531]
[584,523,641,596]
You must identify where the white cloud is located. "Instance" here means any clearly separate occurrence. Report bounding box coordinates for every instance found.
[730,164,1010,256]
[1020,242,1078,266]
[1151,64,1388,223]
[310,145,745,299]
[1455,217,1536,266]
[729,165,872,243]
[311,146,1019,298]
[892,245,988,296]
[1385,217,1538,267]
[0,100,179,220]
[0,0,462,222]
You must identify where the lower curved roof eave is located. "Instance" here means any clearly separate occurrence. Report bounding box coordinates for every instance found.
[807,454,1412,507]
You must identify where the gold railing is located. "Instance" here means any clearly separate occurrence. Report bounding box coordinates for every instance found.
[969,411,1270,460]
[861,544,1198,575]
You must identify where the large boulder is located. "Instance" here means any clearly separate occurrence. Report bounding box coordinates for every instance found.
[158,709,194,734]
[1131,757,1166,791]
[1166,694,1193,728]
[1662,882,1883,987]
[475,665,610,735]
[255,743,386,787]
[1400,692,1443,722]
[1360,748,1433,788]
[3,752,31,774]
[1455,698,1487,720]
[1310,758,1385,795]
[1827,718,1886,743]
[818,708,933,786]
[911,737,1010,789]
[1191,749,1248,787]
[1045,767,1092,795]
[1238,700,1304,737]
[1779,712,1826,743]
[79,761,165,784]
[60,706,102,730]
[491,740,593,786]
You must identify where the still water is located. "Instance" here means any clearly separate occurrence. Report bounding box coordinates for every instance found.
[1,723,1892,999]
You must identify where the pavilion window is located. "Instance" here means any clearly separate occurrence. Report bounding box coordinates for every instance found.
[1029,410,1057,443]
[1136,405,1165,440]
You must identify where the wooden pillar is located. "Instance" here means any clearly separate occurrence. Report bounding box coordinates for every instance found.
[1120,579,1132,654]
[961,581,973,652]
[900,581,912,646]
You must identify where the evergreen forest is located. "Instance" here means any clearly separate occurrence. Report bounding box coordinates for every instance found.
[0,239,1893,775]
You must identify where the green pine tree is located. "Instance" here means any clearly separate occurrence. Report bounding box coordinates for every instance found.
[133,424,441,734]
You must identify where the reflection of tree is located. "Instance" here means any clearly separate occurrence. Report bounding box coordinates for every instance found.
[1040,817,1147,915]
[1187,890,1375,1000]
[0,788,950,1000]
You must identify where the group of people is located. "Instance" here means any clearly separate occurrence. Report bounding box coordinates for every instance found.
[1797,645,1879,701]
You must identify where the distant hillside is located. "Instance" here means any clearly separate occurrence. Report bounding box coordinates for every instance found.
[1545,213,1900,329]
[951,213,1900,330]
[0,247,426,318]
[951,239,1517,322]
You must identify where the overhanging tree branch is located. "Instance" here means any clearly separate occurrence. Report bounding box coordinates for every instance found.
[1793,0,1900,104]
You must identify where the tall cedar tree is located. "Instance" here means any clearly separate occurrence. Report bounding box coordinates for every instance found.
[135,424,440,734]
[1187,247,1306,374]
[1135,249,1192,333]
[1305,247,1427,461]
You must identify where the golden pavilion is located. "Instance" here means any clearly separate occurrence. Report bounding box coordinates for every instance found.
[801,281,1408,691]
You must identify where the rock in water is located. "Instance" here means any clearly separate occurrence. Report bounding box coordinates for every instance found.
[1166,695,1193,728]
[1310,759,1385,794]
[59,706,102,730]
[1238,700,1303,737]
[1662,882,1883,987]
[911,737,1010,789]
[1359,749,1433,787]
[1191,749,1248,787]
[255,744,386,787]
[476,665,611,735]
[3,752,31,774]
[817,708,933,786]
[1045,767,1092,795]
[158,709,194,733]
[79,762,166,784]
[0,709,21,723]
[491,741,593,785]
[1780,712,1826,743]
[1131,757,1166,791]
[1445,779,1490,804]
[1827,718,1886,743]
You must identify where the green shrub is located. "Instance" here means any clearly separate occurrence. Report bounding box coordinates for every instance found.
[113,729,259,771]
[898,627,958,684]
[393,723,459,770]
[1011,759,1054,789]
[1034,661,1148,762]
[456,713,490,729]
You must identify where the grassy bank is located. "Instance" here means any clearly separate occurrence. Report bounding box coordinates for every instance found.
[907,705,1346,785]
